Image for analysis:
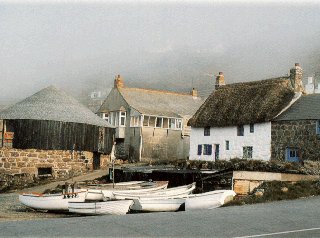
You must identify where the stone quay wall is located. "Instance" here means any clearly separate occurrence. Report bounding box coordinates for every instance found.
[0,148,110,191]
[271,120,320,161]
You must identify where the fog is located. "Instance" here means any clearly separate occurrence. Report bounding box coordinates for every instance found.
[0,1,319,102]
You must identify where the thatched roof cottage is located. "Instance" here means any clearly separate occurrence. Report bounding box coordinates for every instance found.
[188,63,320,162]
[97,75,204,161]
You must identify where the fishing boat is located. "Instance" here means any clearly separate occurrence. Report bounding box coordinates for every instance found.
[19,190,87,211]
[131,198,185,212]
[185,190,236,211]
[68,200,134,215]
[112,182,196,200]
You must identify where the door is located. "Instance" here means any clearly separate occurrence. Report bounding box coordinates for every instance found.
[93,152,101,170]
[215,144,220,160]
[286,148,300,162]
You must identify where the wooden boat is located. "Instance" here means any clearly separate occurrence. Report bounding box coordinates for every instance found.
[185,190,236,211]
[96,181,169,201]
[131,198,185,212]
[19,191,87,211]
[112,182,196,200]
[68,200,134,215]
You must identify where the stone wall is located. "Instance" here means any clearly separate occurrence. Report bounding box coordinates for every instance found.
[271,120,320,161]
[0,148,110,191]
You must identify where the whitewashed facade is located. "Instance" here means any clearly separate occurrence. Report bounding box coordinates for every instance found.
[189,122,271,161]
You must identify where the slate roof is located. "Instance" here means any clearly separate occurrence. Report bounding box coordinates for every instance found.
[0,86,111,127]
[274,93,320,121]
[118,88,204,118]
[188,78,296,127]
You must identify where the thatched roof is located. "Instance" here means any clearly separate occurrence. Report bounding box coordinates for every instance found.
[188,78,295,127]
[0,86,111,127]
[274,93,320,121]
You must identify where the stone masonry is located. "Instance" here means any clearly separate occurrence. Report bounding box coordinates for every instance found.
[271,120,320,161]
[0,148,110,191]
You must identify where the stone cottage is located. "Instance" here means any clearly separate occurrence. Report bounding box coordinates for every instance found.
[97,75,204,162]
[0,86,114,188]
[188,63,320,162]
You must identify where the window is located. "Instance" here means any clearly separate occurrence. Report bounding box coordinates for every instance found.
[250,123,254,133]
[149,116,156,127]
[130,116,141,127]
[120,111,126,126]
[163,118,169,129]
[243,146,253,159]
[176,119,182,129]
[237,125,244,136]
[169,118,176,129]
[102,113,109,123]
[204,127,210,136]
[226,140,229,150]
[156,117,163,128]
[203,144,212,155]
[286,147,300,162]
[214,144,220,160]
[143,116,150,127]
[197,145,202,155]
[317,120,320,135]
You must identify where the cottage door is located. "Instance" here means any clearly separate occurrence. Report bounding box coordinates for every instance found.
[93,152,101,170]
[215,144,220,160]
[286,148,300,162]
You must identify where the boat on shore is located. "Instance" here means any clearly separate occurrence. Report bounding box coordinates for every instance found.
[19,191,87,211]
[131,198,185,212]
[185,190,236,211]
[112,182,196,200]
[68,200,134,215]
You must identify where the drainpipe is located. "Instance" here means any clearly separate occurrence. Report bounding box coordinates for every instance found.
[139,127,143,162]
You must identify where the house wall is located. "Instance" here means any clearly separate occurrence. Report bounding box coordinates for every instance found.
[138,127,189,161]
[0,148,110,191]
[189,122,272,161]
[271,120,320,161]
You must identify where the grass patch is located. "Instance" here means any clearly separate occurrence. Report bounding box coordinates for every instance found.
[225,180,320,206]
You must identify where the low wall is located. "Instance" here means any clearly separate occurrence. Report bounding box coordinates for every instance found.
[0,148,110,191]
[233,171,319,195]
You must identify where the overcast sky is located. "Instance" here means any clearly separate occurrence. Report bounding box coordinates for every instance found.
[0,0,320,101]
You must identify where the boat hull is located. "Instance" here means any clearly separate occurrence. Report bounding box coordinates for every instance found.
[132,198,185,212]
[68,200,133,215]
[185,190,236,211]
[19,191,87,211]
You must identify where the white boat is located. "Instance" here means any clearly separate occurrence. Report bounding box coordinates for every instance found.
[112,183,196,200]
[68,200,134,215]
[131,198,185,212]
[19,191,87,211]
[95,181,169,201]
[185,190,236,211]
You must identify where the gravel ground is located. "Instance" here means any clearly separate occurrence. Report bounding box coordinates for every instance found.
[0,192,78,222]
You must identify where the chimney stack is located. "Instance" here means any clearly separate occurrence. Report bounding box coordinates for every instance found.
[289,63,304,93]
[114,74,124,88]
[191,88,198,97]
[215,72,225,90]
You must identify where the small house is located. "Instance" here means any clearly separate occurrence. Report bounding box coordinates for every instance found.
[188,63,320,162]
[97,75,204,161]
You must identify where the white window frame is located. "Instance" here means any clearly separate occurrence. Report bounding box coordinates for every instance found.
[102,113,109,123]
[120,111,126,127]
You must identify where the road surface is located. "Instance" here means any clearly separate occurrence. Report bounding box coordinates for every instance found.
[1,196,319,237]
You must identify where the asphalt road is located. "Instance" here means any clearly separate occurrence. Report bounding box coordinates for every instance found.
[1,196,320,238]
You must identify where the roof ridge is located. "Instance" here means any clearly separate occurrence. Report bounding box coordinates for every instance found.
[119,87,192,96]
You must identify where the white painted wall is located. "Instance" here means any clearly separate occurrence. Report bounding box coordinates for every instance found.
[189,122,271,161]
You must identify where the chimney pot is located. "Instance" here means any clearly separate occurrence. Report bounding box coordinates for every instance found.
[114,74,124,88]
[191,88,198,97]
[219,72,223,75]
[295,63,300,67]
[215,71,225,90]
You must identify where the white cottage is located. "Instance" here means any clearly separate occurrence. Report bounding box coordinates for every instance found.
[188,64,310,162]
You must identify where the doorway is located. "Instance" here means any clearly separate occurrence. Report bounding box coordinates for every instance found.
[93,152,101,170]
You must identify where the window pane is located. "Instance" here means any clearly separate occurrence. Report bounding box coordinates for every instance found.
[156,117,163,128]
[250,123,254,133]
[163,118,169,128]
[149,117,156,127]
[169,118,176,129]
[176,119,182,129]
[197,145,202,155]
[237,125,244,136]
[204,127,210,136]
[226,140,229,150]
[143,116,149,127]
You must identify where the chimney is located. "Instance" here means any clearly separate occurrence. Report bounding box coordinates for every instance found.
[114,74,124,88]
[289,63,304,93]
[191,88,198,97]
[215,72,225,90]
